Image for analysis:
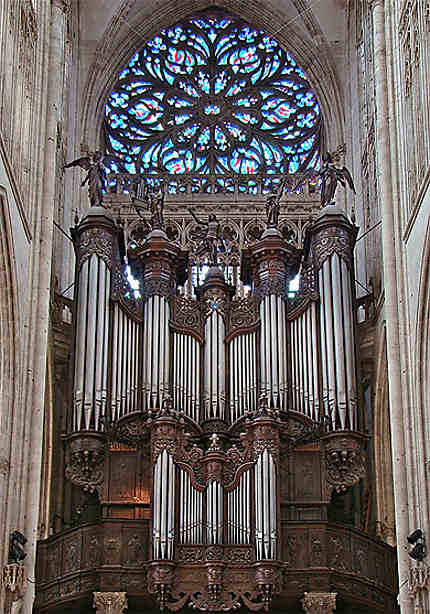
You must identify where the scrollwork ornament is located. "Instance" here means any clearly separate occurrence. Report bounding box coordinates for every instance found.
[172,296,203,337]
[76,228,113,271]
[301,592,337,614]
[311,226,355,271]
[228,296,259,335]
[93,592,128,614]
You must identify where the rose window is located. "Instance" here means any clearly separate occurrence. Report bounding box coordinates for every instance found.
[104,13,322,175]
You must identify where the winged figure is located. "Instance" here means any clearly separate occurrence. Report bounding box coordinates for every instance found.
[188,209,224,266]
[297,151,356,207]
[64,151,109,207]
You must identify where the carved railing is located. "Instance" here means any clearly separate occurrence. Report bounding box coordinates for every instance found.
[105,172,321,198]
[35,520,398,613]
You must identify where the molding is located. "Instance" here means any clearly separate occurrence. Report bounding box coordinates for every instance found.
[403,165,430,242]
[0,131,32,242]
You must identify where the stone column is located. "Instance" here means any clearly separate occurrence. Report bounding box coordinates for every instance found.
[93,592,128,614]
[301,592,337,614]
[20,1,69,611]
[370,1,412,612]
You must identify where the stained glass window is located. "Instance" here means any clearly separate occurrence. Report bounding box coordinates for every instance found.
[104,13,322,175]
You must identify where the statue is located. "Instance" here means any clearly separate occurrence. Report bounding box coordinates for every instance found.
[64,151,108,207]
[298,151,356,207]
[188,209,223,266]
[266,178,286,228]
[319,151,356,207]
[132,183,165,230]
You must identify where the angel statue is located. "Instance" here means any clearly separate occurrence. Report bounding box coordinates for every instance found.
[64,151,109,207]
[266,177,286,228]
[132,182,165,230]
[188,209,223,266]
[298,151,356,207]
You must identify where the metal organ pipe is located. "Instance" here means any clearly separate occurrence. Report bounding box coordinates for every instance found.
[141,295,170,410]
[206,480,223,544]
[204,311,225,420]
[153,449,175,559]
[73,253,112,431]
[259,294,288,409]
[312,211,358,430]
[173,333,200,420]
[254,450,277,560]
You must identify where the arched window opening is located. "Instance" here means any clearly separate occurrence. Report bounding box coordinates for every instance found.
[104,12,322,179]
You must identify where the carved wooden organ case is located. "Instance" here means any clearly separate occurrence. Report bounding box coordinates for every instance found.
[64,205,369,612]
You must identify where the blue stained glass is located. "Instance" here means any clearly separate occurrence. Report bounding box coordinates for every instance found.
[105,13,321,174]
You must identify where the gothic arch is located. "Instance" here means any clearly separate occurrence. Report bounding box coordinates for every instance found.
[373,327,395,546]
[414,213,430,529]
[81,0,344,154]
[0,186,20,564]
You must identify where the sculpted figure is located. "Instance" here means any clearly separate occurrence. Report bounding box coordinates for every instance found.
[319,151,356,207]
[298,151,356,207]
[64,151,108,207]
[266,178,286,228]
[133,183,165,230]
[189,209,223,266]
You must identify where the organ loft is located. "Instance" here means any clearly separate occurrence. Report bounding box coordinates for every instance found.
[30,12,399,614]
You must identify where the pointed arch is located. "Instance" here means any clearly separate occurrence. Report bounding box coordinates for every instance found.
[0,186,20,566]
[373,326,396,546]
[80,0,344,153]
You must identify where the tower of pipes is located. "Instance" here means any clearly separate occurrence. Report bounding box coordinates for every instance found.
[62,199,368,612]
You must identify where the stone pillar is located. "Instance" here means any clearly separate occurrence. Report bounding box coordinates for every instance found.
[301,592,337,614]
[93,592,128,614]
[369,1,412,612]
[20,1,69,611]
[242,228,301,409]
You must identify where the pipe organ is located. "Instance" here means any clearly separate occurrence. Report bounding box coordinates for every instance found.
[62,203,372,613]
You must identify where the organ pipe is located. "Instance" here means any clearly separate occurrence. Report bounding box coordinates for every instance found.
[206,480,223,544]
[254,449,277,560]
[259,295,288,409]
[204,310,226,420]
[141,294,170,410]
[229,332,257,422]
[73,253,112,431]
[311,206,358,430]
[173,332,201,420]
[153,449,175,559]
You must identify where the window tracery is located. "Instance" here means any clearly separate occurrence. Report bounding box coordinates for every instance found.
[104,12,322,177]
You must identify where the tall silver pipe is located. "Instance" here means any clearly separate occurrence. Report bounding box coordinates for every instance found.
[331,254,347,428]
[323,259,336,427]
[318,268,328,419]
[83,255,98,429]
[74,259,89,429]
[94,259,106,429]
[311,302,319,420]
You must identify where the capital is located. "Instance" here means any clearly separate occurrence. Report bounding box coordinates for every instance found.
[301,592,337,614]
[93,592,128,614]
